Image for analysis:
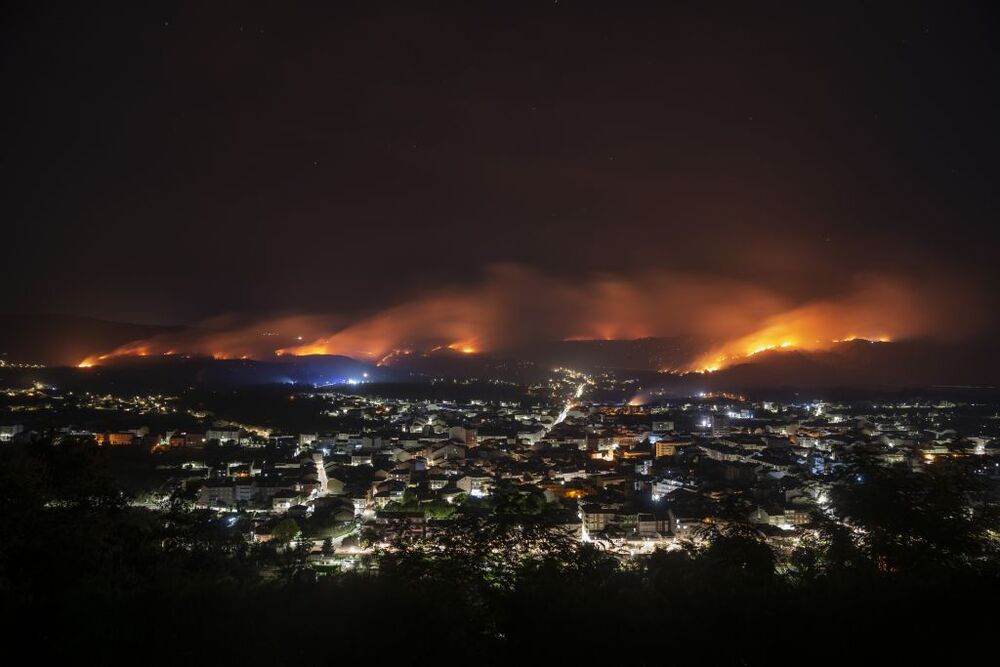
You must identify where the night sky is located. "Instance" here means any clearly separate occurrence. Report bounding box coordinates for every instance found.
[3,1,999,331]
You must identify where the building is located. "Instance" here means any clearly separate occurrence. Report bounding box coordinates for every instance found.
[0,424,24,443]
[655,439,692,458]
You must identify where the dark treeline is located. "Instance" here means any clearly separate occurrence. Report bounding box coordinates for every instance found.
[2,439,999,666]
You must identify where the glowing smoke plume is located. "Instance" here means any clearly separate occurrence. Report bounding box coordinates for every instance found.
[77,264,981,372]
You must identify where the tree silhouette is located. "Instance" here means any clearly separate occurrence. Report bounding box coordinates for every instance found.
[271,517,300,546]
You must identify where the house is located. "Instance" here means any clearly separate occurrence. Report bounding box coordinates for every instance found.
[326,476,346,495]
[654,439,693,458]
[749,505,811,529]
[272,490,306,512]
[428,443,466,466]
[581,504,618,534]
[197,482,256,508]
[456,474,492,497]
[0,424,25,442]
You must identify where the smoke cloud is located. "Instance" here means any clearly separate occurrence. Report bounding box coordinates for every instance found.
[79,264,984,371]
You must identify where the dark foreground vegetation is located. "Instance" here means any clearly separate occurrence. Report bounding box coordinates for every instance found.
[2,439,999,666]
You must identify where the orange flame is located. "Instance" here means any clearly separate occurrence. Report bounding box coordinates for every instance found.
[74,265,980,372]
[684,287,908,372]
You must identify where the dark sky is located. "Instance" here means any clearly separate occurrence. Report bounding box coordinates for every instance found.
[3,1,998,326]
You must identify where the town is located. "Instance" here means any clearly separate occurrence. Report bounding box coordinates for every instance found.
[6,1,1000,663]
[5,367,999,572]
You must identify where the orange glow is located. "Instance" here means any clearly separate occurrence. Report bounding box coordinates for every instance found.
[72,265,977,371]
[375,348,413,366]
[78,352,113,367]
[833,335,892,343]
[679,279,930,372]
[447,340,479,354]
[687,311,898,372]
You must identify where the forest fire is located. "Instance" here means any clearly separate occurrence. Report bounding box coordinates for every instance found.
[684,294,905,372]
[72,266,977,373]
[688,337,893,374]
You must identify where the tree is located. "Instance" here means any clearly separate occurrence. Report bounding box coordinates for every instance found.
[698,522,776,579]
[827,455,1000,573]
[272,518,300,546]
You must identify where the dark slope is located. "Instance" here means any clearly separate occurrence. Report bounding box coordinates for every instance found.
[0,314,179,366]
